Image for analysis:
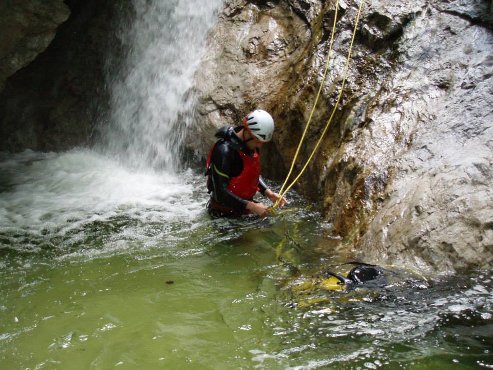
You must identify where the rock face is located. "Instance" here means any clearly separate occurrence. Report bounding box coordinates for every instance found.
[193,0,312,162]
[0,0,69,91]
[355,3,493,273]
[0,0,122,152]
[193,0,493,273]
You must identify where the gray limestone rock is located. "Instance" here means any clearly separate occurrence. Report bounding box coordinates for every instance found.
[0,0,69,91]
[193,0,493,272]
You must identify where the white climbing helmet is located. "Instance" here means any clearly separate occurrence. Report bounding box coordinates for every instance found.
[243,109,275,142]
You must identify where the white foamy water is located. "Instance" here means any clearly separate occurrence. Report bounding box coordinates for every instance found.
[0,150,205,240]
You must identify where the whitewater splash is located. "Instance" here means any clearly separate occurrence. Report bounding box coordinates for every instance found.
[0,150,206,253]
[101,0,223,171]
[0,0,223,254]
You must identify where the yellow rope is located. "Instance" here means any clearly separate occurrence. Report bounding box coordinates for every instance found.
[276,0,340,198]
[274,0,365,208]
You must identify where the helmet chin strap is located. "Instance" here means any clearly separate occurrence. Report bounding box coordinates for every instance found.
[241,117,256,143]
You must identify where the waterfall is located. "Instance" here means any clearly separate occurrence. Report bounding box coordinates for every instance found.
[101,0,223,171]
[0,0,224,247]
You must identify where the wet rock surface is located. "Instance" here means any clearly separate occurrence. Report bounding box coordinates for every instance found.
[0,1,122,152]
[194,0,493,272]
[0,0,69,91]
[355,5,493,273]
[193,0,312,158]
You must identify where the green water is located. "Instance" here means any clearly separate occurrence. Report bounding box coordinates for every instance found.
[0,247,274,368]
[0,152,492,369]
[0,210,314,369]
[1,211,492,369]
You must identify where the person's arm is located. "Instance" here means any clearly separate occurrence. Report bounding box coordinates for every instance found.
[264,189,287,208]
[258,177,269,195]
[258,177,287,208]
[245,200,271,217]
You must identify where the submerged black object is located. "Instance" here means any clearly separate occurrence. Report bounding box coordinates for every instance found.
[323,262,386,289]
[347,263,383,284]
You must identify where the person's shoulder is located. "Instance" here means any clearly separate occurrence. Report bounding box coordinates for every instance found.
[214,126,243,151]
[213,139,234,155]
[212,135,242,164]
[215,126,234,139]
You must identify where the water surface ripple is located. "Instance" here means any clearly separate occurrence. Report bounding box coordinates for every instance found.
[0,151,492,369]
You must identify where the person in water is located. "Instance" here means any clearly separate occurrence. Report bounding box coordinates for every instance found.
[206,109,287,218]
